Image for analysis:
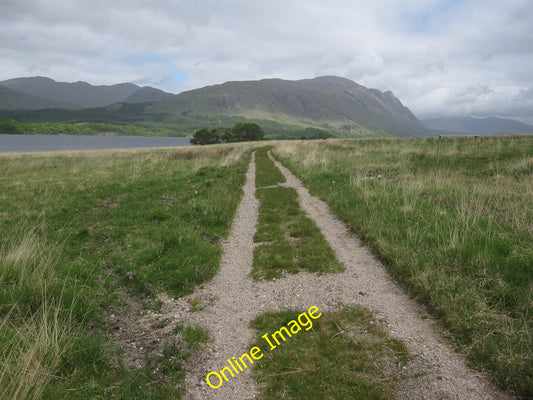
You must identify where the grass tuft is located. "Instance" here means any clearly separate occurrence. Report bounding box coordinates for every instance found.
[0,295,76,400]
[173,324,211,348]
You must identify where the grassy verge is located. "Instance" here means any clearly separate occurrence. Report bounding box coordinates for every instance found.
[0,144,250,399]
[250,306,411,399]
[273,136,533,397]
[252,147,343,279]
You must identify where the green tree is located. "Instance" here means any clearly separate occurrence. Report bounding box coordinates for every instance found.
[191,123,264,145]
[191,128,221,145]
[231,123,264,142]
[0,118,21,133]
[214,127,234,143]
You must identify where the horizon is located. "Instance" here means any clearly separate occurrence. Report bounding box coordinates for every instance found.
[1,1,532,124]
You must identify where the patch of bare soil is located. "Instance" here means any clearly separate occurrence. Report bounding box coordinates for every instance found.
[101,279,191,389]
[128,151,511,400]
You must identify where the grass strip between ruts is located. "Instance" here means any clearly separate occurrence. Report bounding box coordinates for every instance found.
[255,146,286,188]
[250,306,411,400]
[252,148,343,279]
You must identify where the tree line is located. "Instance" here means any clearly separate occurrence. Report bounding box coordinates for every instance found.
[0,118,177,136]
[191,123,264,145]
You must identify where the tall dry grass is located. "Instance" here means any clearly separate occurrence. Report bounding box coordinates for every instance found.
[0,299,75,400]
[0,231,76,400]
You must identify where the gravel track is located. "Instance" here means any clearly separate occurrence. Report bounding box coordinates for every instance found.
[147,151,511,400]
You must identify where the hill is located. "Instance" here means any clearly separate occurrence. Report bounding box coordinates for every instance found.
[124,86,174,103]
[0,77,173,109]
[153,76,430,137]
[423,116,533,136]
[0,75,430,138]
[0,85,77,110]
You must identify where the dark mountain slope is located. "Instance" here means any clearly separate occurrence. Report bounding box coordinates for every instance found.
[125,87,174,103]
[0,85,77,110]
[0,75,429,138]
[1,77,141,108]
[154,76,429,137]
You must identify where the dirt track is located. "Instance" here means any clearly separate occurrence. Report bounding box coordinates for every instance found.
[145,151,511,399]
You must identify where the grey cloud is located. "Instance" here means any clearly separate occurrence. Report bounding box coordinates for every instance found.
[0,0,532,123]
[517,88,533,100]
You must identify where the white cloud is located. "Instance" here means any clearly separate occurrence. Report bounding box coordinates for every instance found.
[0,0,532,122]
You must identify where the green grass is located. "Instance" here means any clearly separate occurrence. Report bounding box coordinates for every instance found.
[253,187,344,279]
[250,306,411,399]
[274,136,533,397]
[0,118,181,136]
[0,144,250,399]
[252,148,343,279]
[254,147,286,188]
[173,324,211,349]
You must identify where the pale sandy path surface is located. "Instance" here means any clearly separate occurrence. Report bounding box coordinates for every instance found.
[142,151,512,400]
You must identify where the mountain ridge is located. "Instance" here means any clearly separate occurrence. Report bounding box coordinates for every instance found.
[124,86,174,103]
[0,76,173,109]
[153,76,429,137]
[0,75,430,137]
[0,85,77,110]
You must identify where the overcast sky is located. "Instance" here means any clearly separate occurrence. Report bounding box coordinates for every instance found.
[1,0,532,122]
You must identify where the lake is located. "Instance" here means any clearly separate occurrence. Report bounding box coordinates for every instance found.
[0,134,191,153]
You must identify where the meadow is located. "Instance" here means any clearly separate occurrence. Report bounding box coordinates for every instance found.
[273,135,533,397]
[0,145,249,399]
[1,135,531,399]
